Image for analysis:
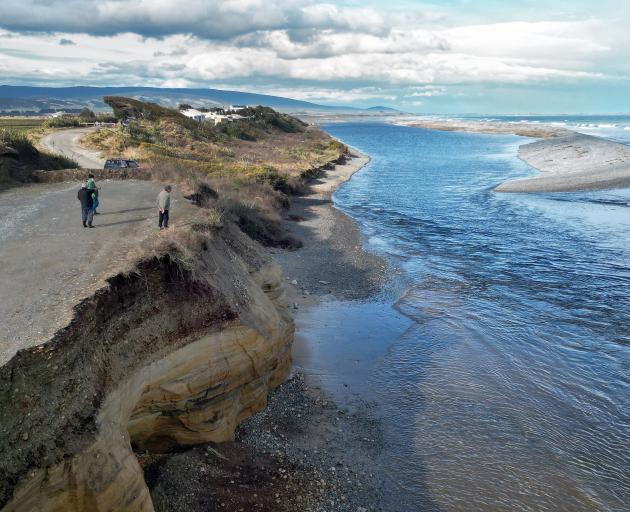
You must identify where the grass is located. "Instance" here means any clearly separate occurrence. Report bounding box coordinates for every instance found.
[0,129,78,186]
[0,117,44,133]
[84,97,347,248]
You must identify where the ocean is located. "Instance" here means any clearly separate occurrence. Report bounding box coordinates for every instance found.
[294,121,630,511]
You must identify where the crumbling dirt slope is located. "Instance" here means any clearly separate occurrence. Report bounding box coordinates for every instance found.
[0,223,294,512]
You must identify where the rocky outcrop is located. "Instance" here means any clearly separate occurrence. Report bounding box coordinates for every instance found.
[0,223,293,511]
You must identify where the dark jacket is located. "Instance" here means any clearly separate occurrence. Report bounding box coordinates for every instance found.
[77,187,93,209]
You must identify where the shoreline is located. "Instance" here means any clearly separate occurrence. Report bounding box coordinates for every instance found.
[145,151,390,511]
[397,118,630,192]
[274,150,389,304]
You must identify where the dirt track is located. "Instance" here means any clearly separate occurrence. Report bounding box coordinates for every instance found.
[40,127,105,168]
[0,180,195,366]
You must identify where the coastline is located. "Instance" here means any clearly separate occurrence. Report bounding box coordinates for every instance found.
[145,151,390,511]
[274,150,388,304]
[398,118,630,193]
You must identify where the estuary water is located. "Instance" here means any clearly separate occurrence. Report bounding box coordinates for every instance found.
[295,122,630,511]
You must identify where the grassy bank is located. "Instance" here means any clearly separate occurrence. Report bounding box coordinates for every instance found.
[0,129,77,187]
[0,117,45,133]
[84,97,345,185]
[83,97,348,248]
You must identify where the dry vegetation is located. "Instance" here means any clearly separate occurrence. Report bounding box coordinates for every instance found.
[0,128,77,187]
[83,97,348,248]
[0,117,44,133]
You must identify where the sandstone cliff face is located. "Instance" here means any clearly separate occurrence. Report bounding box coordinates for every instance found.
[0,224,293,511]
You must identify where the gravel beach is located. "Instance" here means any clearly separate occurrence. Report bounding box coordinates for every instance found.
[274,152,388,303]
[144,153,391,511]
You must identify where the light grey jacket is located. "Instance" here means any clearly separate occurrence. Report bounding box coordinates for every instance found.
[157,190,171,211]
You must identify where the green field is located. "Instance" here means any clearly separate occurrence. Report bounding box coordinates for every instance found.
[0,117,44,133]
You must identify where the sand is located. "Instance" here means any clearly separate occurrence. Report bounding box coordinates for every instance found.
[398,118,568,139]
[496,132,630,192]
[398,117,630,193]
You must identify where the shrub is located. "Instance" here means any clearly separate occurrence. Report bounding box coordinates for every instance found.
[104,96,195,130]
[79,108,96,121]
[179,174,300,249]
[0,128,77,170]
[239,106,306,133]
[218,121,257,141]
[254,166,291,194]
[43,116,81,128]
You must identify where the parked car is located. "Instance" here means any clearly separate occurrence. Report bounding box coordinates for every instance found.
[104,158,139,169]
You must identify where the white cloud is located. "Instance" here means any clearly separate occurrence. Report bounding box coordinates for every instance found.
[236,85,398,103]
[0,2,626,104]
[408,86,447,97]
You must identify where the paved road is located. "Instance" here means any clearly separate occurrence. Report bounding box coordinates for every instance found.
[40,127,105,168]
[0,180,195,366]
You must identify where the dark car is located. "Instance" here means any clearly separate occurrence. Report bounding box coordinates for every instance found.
[104,158,140,169]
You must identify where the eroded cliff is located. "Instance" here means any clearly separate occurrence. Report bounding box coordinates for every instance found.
[0,223,293,511]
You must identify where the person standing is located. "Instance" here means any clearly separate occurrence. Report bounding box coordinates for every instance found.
[77,185,94,228]
[157,185,172,229]
[86,174,100,215]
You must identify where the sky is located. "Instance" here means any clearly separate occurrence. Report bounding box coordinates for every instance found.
[0,0,629,113]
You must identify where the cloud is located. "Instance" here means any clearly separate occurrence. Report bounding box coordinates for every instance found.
[234,85,398,103]
[0,1,626,111]
[154,47,188,57]
[0,0,436,40]
[408,86,447,97]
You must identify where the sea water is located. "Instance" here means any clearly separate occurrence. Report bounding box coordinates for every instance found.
[294,122,630,511]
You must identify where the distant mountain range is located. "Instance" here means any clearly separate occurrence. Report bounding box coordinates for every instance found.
[366,106,401,112]
[0,85,404,115]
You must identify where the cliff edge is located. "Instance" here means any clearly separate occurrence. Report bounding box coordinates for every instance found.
[0,222,293,511]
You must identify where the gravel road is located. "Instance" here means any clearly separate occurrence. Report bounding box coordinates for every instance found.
[0,180,194,366]
[40,127,105,168]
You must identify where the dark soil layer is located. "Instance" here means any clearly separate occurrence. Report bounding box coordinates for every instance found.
[144,374,384,512]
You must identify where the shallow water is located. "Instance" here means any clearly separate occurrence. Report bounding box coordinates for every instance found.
[294,123,630,511]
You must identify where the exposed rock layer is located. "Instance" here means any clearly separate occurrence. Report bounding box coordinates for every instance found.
[0,224,293,511]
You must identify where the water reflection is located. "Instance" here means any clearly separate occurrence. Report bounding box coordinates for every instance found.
[295,122,630,511]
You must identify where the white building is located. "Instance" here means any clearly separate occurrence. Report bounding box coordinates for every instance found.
[180,108,207,122]
[180,108,248,125]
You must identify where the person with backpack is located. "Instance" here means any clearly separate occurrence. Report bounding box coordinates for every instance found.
[86,174,100,215]
[77,184,94,228]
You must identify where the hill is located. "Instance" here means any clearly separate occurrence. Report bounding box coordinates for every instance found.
[0,85,353,114]
[366,106,404,113]
[82,96,347,247]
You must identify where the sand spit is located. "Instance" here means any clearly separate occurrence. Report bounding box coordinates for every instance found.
[398,118,630,193]
[497,132,630,192]
[397,118,568,139]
